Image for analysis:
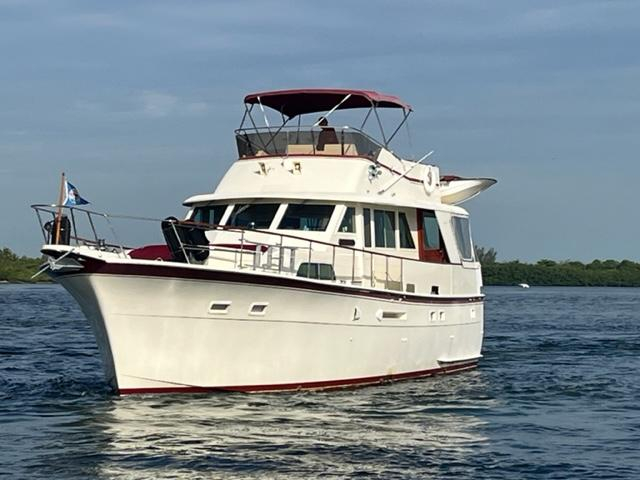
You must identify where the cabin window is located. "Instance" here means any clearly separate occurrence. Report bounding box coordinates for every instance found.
[422,211,441,250]
[278,204,335,231]
[374,210,396,248]
[363,208,372,247]
[191,204,228,225]
[398,212,415,249]
[452,216,474,261]
[229,203,279,229]
[339,207,356,233]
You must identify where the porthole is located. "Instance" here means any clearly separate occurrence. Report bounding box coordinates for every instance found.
[249,302,269,316]
[209,301,231,314]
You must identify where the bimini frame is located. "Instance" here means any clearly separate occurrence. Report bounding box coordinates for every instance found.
[239,88,413,152]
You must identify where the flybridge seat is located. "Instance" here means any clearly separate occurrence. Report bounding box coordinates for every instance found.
[286,143,357,156]
[286,144,314,155]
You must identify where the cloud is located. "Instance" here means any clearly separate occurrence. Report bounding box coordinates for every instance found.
[71,92,209,119]
[139,91,208,118]
[1,129,27,136]
[53,12,133,29]
[139,91,178,118]
[182,101,208,115]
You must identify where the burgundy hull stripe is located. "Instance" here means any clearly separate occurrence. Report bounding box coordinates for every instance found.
[44,251,483,306]
[118,361,478,395]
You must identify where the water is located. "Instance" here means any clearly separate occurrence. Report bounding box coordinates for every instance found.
[1,284,639,479]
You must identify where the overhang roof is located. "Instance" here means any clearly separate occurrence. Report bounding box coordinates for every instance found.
[244,88,412,118]
[182,191,468,215]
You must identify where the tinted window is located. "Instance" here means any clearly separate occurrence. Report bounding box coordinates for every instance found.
[374,210,396,248]
[278,204,335,231]
[191,204,228,225]
[422,211,441,249]
[339,207,356,233]
[452,216,474,260]
[363,208,371,247]
[398,212,415,249]
[229,203,279,229]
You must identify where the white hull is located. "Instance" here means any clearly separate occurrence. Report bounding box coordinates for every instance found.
[58,269,483,394]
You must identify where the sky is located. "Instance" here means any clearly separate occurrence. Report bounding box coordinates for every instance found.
[1,0,639,262]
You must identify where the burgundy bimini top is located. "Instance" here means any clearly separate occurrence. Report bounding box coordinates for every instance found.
[244,88,412,118]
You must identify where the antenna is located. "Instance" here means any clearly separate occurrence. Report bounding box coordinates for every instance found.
[257,96,270,127]
[377,150,434,194]
[313,94,352,126]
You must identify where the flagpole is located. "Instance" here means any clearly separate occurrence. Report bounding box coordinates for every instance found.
[54,172,66,244]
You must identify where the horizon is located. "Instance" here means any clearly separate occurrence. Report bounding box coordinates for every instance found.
[1,1,639,262]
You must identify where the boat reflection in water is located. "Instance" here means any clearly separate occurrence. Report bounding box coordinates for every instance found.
[90,373,493,478]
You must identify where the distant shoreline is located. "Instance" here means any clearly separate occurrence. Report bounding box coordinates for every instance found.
[0,248,50,284]
[2,247,639,287]
[482,260,640,288]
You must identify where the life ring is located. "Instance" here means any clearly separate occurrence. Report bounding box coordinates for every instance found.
[423,165,438,195]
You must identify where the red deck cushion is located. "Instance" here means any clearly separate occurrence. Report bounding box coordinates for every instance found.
[128,244,173,261]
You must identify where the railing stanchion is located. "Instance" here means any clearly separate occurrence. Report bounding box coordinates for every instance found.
[87,212,99,244]
[69,208,78,245]
[289,247,296,273]
[278,235,284,273]
[351,249,355,284]
[171,221,189,264]
[239,230,245,268]
[35,209,47,243]
[332,245,336,278]
[370,252,374,288]
[400,258,404,291]
[385,255,389,290]
[104,214,126,257]
[253,244,260,270]
[307,240,312,278]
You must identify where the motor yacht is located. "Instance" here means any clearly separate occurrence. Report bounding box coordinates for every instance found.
[33,88,496,394]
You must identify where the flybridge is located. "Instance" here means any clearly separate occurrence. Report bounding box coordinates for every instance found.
[236,88,413,160]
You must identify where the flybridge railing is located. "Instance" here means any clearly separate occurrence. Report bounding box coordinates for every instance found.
[235,126,384,160]
[31,204,439,294]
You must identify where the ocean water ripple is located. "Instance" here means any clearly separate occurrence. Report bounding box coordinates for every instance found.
[1,284,639,479]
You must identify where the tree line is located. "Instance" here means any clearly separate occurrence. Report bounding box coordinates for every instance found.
[476,246,640,287]
[0,248,49,283]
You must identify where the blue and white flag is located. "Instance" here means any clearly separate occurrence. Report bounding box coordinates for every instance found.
[63,180,90,206]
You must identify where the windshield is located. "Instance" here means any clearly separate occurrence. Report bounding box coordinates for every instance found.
[228,203,280,229]
[190,204,228,225]
[278,204,335,231]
